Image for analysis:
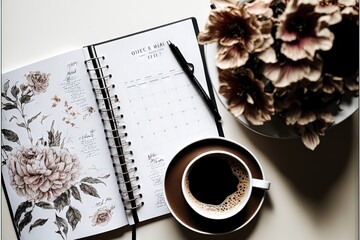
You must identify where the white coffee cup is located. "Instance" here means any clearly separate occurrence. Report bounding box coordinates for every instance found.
[181,150,270,220]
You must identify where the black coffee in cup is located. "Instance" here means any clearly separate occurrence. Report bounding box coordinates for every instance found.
[187,156,239,205]
[184,152,250,214]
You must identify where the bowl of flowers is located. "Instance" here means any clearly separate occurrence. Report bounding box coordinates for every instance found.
[199,0,359,150]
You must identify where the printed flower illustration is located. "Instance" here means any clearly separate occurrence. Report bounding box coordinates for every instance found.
[25,71,50,94]
[7,146,81,202]
[91,206,114,227]
[199,0,358,150]
[2,70,111,238]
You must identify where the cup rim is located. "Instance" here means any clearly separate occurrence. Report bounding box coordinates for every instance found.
[181,150,253,220]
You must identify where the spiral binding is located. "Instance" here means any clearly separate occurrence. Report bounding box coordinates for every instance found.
[85,50,143,215]
[96,95,118,102]
[92,84,115,92]
[90,74,112,81]
[99,106,120,113]
[86,64,109,72]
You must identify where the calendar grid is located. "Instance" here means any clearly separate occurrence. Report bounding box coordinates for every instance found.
[125,69,213,147]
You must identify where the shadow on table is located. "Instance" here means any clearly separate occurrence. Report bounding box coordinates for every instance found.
[177,112,358,240]
[243,111,358,203]
[82,113,358,240]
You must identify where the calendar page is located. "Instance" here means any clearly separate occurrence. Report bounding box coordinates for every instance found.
[91,18,220,224]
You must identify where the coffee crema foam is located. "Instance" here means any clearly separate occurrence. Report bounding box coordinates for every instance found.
[185,158,250,214]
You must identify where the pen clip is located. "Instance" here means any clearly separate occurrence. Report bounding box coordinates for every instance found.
[187,63,194,73]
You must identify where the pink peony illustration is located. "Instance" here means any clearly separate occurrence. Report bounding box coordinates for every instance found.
[91,206,114,226]
[7,146,80,202]
[25,71,50,94]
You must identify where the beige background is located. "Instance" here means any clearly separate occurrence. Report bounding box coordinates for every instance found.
[1,0,359,239]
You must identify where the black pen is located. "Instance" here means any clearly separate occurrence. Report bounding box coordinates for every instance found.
[167,41,222,122]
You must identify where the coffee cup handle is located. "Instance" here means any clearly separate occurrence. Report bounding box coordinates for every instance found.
[252,178,271,190]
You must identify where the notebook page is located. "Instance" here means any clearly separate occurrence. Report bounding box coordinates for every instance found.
[92,18,220,224]
[1,49,128,240]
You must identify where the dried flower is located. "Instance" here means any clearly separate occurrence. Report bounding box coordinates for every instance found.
[198,4,273,69]
[219,67,275,124]
[276,0,341,62]
[200,0,359,149]
[7,146,81,202]
[262,54,323,87]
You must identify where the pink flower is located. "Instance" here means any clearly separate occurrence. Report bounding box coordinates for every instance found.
[91,206,114,226]
[262,54,323,87]
[278,87,335,150]
[7,146,80,202]
[219,67,275,125]
[198,5,273,69]
[198,0,359,150]
[298,114,334,150]
[276,0,341,61]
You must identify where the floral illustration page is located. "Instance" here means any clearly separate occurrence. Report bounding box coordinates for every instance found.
[1,49,128,240]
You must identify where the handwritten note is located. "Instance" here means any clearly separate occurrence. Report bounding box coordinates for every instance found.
[146,153,166,208]
[79,129,101,158]
[61,61,88,112]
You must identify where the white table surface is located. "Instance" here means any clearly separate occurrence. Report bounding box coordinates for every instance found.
[1,1,359,240]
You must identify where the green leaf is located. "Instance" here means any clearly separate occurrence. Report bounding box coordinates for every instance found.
[80,183,100,198]
[2,129,19,143]
[81,177,106,186]
[66,206,81,230]
[29,218,48,232]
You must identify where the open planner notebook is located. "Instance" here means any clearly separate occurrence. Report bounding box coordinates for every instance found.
[1,17,223,240]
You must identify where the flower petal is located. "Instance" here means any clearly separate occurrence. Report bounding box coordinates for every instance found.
[229,103,245,116]
[257,47,277,63]
[217,45,249,69]
[301,126,320,150]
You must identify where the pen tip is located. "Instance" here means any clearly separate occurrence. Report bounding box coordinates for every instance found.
[167,40,172,45]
